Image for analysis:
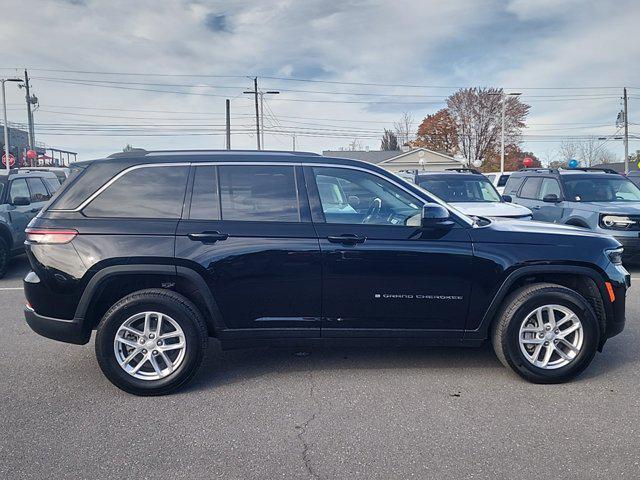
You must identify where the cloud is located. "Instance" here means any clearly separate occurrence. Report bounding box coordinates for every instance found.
[0,0,638,160]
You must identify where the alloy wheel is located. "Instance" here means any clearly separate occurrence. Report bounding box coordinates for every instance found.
[113,311,187,380]
[518,304,584,369]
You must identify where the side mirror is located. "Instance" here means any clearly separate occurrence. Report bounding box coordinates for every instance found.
[501,194,513,203]
[11,196,31,206]
[421,203,453,229]
[542,193,560,203]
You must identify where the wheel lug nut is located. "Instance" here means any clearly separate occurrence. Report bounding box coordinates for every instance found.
[139,338,145,344]
[554,339,559,344]
[157,340,163,346]
[545,325,551,331]
[544,341,549,346]
[142,349,147,354]
[152,350,159,356]
[554,329,559,334]
[538,333,545,339]
[149,333,155,339]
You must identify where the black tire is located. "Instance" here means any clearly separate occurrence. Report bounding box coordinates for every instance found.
[0,237,9,279]
[491,283,600,384]
[95,288,208,396]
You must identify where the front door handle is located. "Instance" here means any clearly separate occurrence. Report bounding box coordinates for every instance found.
[327,234,366,245]
[188,231,229,244]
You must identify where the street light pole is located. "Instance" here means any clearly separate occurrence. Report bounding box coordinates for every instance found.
[259,90,279,150]
[1,78,22,173]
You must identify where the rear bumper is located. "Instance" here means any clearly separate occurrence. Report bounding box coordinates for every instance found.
[24,305,90,345]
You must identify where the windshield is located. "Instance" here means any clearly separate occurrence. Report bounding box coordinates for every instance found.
[418,177,502,203]
[563,176,640,202]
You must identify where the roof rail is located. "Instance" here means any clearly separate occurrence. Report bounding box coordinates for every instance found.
[565,167,619,174]
[445,168,481,174]
[518,167,559,173]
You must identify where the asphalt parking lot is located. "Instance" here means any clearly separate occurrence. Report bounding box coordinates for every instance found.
[1,255,639,479]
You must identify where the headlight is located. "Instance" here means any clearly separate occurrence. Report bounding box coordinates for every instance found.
[606,247,624,265]
[600,214,636,229]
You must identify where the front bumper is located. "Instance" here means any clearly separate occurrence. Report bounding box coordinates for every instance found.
[602,263,630,341]
[24,305,90,345]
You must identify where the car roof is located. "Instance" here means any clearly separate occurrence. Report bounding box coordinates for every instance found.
[415,171,487,180]
[0,169,58,181]
[511,167,623,178]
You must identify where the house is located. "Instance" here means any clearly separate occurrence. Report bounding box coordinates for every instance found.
[322,147,464,173]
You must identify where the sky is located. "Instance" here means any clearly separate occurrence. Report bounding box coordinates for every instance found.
[2,0,640,162]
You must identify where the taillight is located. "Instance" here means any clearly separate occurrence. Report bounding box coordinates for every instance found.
[25,228,78,244]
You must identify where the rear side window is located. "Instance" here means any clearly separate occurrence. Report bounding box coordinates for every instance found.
[189,166,220,220]
[538,178,561,199]
[44,177,61,193]
[503,176,524,195]
[519,177,542,199]
[218,165,300,222]
[9,179,30,203]
[26,178,51,202]
[497,174,510,187]
[83,166,189,218]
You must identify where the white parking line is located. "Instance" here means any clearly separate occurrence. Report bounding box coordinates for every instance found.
[0,287,23,291]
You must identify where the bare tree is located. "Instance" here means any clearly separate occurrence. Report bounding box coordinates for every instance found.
[558,138,618,166]
[394,112,415,147]
[346,138,362,151]
[446,88,530,166]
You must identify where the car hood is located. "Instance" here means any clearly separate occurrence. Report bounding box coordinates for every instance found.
[570,201,640,214]
[450,202,532,218]
[470,217,620,248]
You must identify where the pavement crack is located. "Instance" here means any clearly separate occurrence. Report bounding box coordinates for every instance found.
[295,370,321,479]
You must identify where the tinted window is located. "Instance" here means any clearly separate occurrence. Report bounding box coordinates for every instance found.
[503,175,524,195]
[83,166,189,218]
[562,176,640,202]
[497,174,510,187]
[26,178,51,202]
[189,166,220,220]
[313,167,422,226]
[218,165,299,222]
[419,177,501,202]
[485,174,495,182]
[44,177,61,193]
[538,178,561,199]
[519,177,542,199]
[9,179,30,203]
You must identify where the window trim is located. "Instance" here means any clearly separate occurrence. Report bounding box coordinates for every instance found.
[48,161,472,227]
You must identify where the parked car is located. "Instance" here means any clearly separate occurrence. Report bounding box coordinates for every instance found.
[504,167,640,263]
[397,168,532,219]
[484,171,512,194]
[20,167,70,184]
[0,170,60,277]
[626,170,640,188]
[23,150,628,395]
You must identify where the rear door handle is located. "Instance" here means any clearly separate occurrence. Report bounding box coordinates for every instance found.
[188,231,229,244]
[327,234,366,245]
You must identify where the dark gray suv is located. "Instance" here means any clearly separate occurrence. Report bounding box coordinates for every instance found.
[504,167,640,262]
[0,170,60,277]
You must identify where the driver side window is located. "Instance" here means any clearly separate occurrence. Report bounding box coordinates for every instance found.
[312,167,422,226]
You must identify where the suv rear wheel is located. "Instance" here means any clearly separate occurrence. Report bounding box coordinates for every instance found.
[491,283,600,383]
[95,289,208,395]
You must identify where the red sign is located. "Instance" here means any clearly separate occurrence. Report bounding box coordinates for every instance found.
[1,153,15,167]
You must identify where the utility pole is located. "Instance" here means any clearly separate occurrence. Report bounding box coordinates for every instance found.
[292,134,296,151]
[23,69,36,149]
[225,99,231,150]
[624,87,629,174]
[243,78,261,150]
[1,77,22,173]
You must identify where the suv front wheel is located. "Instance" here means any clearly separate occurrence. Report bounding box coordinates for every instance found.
[95,289,208,395]
[492,283,600,383]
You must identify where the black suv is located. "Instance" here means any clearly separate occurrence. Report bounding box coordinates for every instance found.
[23,151,629,395]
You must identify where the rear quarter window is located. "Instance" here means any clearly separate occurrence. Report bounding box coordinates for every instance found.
[82,165,189,218]
[503,175,524,195]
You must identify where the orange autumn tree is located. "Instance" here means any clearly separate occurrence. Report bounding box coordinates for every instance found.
[413,109,458,155]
